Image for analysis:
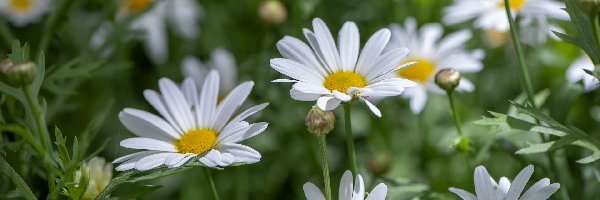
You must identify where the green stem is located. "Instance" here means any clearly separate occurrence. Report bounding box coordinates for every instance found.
[317,135,332,200]
[343,103,358,176]
[22,86,56,198]
[447,91,463,136]
[203,168,220,200]
[593,14,600,54]
[503,0,536,108]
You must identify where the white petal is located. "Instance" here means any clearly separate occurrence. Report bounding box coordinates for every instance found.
[474,166,495,200]
[210,48,237,93]
[520,178,550,200]
[182,56,208,88]
[159,78,195,131]
[333,90,352,102]
[456,78,475,92]
[270,58,324,84]
[520,183,560,200]
[276,36,327,76]
[291,88,322,101]
[312,18,342,72]
[303,183,326,200]
[164,153,188,167]
[361,97,382,118]
[339,170,354,200]
[114,151,159,171]
[217,143,261,164]
[365,183,387,200]
[120,137,176,152]
[181,78,199,108]
[338,21,360,71]
[166,0,201,39]
[119,108,179,140]
[214,82,254,131]
[448,187,477,200]
[198,70,220,128]
[352,174,365,200]
[505,165,534,200]
[355,29,391,75]
[316,96,341,111]
[408,86,427,114]
[134,152,173,171]
[293,82,331,95]
[137,15,168,64]
[144,90,185,134]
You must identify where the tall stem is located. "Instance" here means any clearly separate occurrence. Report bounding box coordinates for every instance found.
[203,168,220,200]
[447,91,463,136]
[503,0,536,108]
[317,135,332,200]
[343,103,358,176]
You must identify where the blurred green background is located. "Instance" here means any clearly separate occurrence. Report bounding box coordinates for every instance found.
[2,0,600,199]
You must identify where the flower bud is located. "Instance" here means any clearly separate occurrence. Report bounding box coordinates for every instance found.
[75,157,112,200]
[0,59,36,87]
[305,106,335,136]
[578,0,600,14]
[450,135,471,153]
[259,1,287,24]
[435,68,461,92]
[368,152,391,176]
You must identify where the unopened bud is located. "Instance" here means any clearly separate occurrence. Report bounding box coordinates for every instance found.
[451,135,471,152]
[368,152,391,176]
[75,157,112,200]
[578,0,600,14]
[1,59,36,87]
[305,106,335,136]
[435,68,461,91]
[259,1,287,24]
[483,29,508,48]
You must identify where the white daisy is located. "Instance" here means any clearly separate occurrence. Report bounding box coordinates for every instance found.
[114,70,269,171]
[271,18,416,117]
[182,48,237,98]
[388,18,484,113]
[443,0,568,45]
[303,170,387,200]
[118,0,202,64]
[566,54,599,92]
[0,0,51,27]
[449,165,560,200]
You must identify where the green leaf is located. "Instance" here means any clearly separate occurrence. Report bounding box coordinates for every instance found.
[0,156,37,200]
[516,135,577,154]
[564,0,600,64]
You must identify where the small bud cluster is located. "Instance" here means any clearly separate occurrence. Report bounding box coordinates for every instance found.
[305,106,336,136]
[0,59,36,87]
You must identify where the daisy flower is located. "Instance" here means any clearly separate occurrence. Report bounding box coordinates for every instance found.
[118,0,202,64]
[114,71,269,171]
[449,165,560,200]
[442,0,568,46]
[388,18,484,113]
[0,0,51,27]
[271,18,416,117]
[182,48,237,98]
[304,170,387,200]
[566,54,599,92]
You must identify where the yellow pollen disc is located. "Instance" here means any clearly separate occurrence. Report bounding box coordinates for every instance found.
[397,58,435,84]
[498,0,526,10]
[322,71,367,93]
[174,129,217,154]
[9,0,32,12]
[123,0,150,14]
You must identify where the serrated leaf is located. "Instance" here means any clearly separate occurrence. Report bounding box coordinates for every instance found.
[516,135,577,154]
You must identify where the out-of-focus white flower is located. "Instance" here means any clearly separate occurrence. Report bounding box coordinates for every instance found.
[449,165,560,200]
[567,54,599,92]
[259,0,287,24]
[387,18,484,113]
[271,18,416,117]
[0,0,51,27]
[114,71,269,171]
[118,0,203,64]
[443,0,568,46]
[75,157,112,200]
[304,170,387,200]
[182,48,237,97]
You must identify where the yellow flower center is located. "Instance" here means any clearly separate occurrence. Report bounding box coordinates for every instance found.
[174,129,217,154]
[498,0,526,10]
[396,58,435,84]
[122,0,150,14]
[9,0,32,12]
[322,71,367,93]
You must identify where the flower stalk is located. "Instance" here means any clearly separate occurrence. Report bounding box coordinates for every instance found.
[317,135,332,200]
[203,168,220,200]
[343,103,358,176]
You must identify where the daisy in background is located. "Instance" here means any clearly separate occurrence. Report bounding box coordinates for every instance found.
[387,18,484,114]
[116,0,202,64]
[304,170,387,200]
[182,48,237,98]
[443,0,568,47]
[75,157,112,199]
[566,54,599,92]
[114,70,269,171]
[0,0,51,27]
[271,18,416,117]
[449,165,560,200]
